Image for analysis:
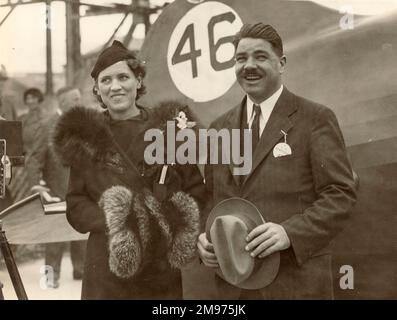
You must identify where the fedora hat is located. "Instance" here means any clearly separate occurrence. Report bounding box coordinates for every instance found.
[205,197,280,289]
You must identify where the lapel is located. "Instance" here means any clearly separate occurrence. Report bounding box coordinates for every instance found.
[225,97,247,186]
[241,88,298,186]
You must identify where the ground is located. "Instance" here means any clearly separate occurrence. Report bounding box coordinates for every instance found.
[0,254,81,300]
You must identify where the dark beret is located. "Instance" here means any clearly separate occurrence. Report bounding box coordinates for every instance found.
[90,40,136,79]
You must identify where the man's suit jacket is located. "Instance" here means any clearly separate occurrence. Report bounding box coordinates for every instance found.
[205,88,357,299]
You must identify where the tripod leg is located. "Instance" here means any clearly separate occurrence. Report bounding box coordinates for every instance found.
[0,226,28,300]
[0,280,4,300]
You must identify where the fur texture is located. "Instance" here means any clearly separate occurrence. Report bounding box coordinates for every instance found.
[108,229,141,279]
[53,107,114,165]
[99,186,132,235]
[99,186,142,279]
[167,191,201,268]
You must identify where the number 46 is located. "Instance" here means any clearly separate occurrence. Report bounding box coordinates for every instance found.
[171,12,237,78]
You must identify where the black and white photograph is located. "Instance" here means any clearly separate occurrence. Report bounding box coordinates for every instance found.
[0,0,396,302]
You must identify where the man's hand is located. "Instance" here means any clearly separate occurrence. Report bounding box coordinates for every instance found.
[245,222,291,258]
[197,232,219,268]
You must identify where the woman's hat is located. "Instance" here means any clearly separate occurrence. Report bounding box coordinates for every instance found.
[91,40,136,79]
[205,198,280,289]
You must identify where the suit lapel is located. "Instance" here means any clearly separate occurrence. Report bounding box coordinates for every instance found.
[242,88,297,186]
[226,97,246,186]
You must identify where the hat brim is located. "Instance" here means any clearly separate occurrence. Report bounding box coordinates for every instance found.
[205,197,280,290]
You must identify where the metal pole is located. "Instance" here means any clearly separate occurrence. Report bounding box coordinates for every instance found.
[66,0,81,86]
[45,0,53,94]
[103,12,129,51]
[0,220,28,300]
[0,6,16,28]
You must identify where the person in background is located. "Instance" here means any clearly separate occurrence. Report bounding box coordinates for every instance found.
[8,88,47,202]
[38,87,87,288]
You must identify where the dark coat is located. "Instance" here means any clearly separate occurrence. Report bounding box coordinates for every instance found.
[53,104,206,299]
[205,88,357,299]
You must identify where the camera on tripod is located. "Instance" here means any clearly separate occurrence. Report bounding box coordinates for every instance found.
[0,120,24,199]
[0,119,27,300]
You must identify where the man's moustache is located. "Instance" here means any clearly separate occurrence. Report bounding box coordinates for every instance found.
[242,71,262,77]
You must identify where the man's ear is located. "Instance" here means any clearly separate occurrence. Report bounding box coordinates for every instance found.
[279,55,287,74]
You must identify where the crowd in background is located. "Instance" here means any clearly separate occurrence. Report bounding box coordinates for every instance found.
[0,64,86,289]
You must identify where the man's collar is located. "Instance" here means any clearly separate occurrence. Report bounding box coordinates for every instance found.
[246,85,284,120]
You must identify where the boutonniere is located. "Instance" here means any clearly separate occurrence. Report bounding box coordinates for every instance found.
[174,111,196,130]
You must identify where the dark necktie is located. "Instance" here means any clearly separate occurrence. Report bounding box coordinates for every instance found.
[251,104,261,152]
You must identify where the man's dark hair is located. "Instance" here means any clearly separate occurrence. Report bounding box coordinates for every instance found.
[233,23,284,57]
[23,87,44,103]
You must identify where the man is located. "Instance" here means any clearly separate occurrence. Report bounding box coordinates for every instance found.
[198,23,357,299]
[10,88,48,201]
[37,87,86,288]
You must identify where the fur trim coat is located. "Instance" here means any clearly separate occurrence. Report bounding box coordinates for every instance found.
[53,102,206,299]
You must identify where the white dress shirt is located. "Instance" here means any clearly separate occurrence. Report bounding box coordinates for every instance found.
[246,85,284,137]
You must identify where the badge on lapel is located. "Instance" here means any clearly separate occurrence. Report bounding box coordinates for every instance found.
[273,130,292,158]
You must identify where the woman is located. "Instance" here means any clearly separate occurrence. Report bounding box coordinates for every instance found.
[53,41,206,299]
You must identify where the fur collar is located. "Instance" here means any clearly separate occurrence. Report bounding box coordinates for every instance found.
[52,101,199,166]
[53,107,113,166]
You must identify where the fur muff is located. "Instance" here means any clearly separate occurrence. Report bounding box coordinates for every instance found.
[167,191,200,268]
[108,229,141,279]
[99,186,145,279]
[99,186,132,235]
